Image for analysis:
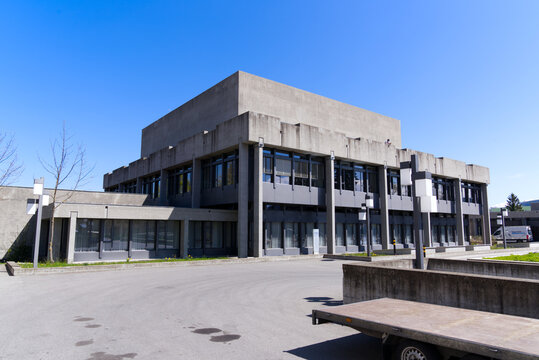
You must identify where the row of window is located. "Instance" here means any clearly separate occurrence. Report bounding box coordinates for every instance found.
[168,165,192,196]
[334,161,379,193]
[462,182,481,204]
[75,219,179,252]
[263,221,383,249]
[142,175,161,199]
[387,170,411,196]
[202,152,238,189]
[263,150,326,187]
[188,221,237,249]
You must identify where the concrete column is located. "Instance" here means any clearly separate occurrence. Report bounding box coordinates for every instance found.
[237,142,249,258]
[159,169,169,206]
[325,156,336,254]
[253,144,264,257]
[454,179,465,245]
[422,213,432,247]
[481,184,492,245]
[66,211,78,264]
[191,157,201,208]
[180,219,189,258]
[136,177,143,194]
[378,166,390,249]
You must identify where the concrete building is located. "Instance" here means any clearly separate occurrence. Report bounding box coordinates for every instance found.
[1,71,491,263]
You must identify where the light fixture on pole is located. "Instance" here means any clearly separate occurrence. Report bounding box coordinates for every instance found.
[498,208,508,249]
[359,194,374,257]
[32,178,45,269]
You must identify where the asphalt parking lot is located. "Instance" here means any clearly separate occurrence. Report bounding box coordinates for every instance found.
[0,259,381,360]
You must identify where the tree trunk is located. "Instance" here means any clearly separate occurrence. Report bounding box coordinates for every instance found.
[48,216,55,262]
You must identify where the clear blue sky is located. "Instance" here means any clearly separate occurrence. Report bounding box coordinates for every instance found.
[1,1,538,206]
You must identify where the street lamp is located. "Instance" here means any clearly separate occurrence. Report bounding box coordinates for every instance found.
[359,194,374,256]
[400,155,437,269]
[497,208,508,249]
[31,178,49,269]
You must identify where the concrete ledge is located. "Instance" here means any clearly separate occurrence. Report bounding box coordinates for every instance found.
[435,246,466,253]
[503,242,539,249]
[324,254,415,263]
[6,255,324,276]
[465,244,491,251]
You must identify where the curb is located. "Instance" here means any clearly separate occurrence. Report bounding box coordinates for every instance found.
[7,254,324,276]
[323,254,415,262]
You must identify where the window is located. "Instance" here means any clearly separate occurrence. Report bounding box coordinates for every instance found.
[354,165,365,192]
[168,165,192,196]
[433,177,454,201]
[318,223,327,246]
[294,156,309,186]
[142,175,160,199]
[103,220,129,251]
[462,182,481,204]
[263,151,273,182]
[404,224,413,244]
[284,222,299,248]
[157,221,180,249]
[131,220,155,250]
[346,223,357,246]
[366,167,378,193]
[336,223,345,246]
[75,219,100,252]
[311,159,325,187]
[341,162,354,191]
[302,223,314,248]
[387,170,400,195]
[371,224,381,245]
[275,153,292,184]
[265,222,282,249]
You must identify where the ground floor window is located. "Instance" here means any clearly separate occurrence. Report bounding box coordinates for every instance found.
[189,221,236,250]
[75,219,100,252]
[75,219,180,253]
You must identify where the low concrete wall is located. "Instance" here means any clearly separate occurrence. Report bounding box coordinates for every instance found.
[343,262,539,319]
[427,258,539,280]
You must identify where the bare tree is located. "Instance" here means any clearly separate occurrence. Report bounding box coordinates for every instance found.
[39,124,93,262]
[0,132,23,186]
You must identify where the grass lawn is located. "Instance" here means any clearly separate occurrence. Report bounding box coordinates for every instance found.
[486,252,539,262]
[18,256,230,268]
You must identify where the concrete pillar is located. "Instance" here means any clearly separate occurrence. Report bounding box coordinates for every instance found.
[136,177,143,194]
[159,169,169,206]
[253,144,264,257]
[378,166,390,249]
[66,211,78,264]
[422,213,432,247]
[180,219,189,258]
[454,179,465,245]
[325,156,336,254]
[237,142,249,258]
[191,157,201,208]
[481,184,492,245]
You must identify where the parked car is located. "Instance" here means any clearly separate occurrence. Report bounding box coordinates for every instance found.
[492,225,534,242]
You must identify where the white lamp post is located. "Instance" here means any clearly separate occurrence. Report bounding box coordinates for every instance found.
[359,194,374,256]
[32,178,45,269]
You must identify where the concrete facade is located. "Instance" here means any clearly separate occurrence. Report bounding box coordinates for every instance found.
[0,72,492,263]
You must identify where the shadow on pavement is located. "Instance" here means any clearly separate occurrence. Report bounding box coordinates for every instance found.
[285,333,382,360]
[304,296,344,307]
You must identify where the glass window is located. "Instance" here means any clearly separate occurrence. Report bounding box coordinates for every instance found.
[336,223,345,246]
[275,158,292,184]
[303,223,314,248]
[371,224,381,245]
[392,224,402,244]
[103,219,128,251]
[203,222,212,248]
[354,166,365,192]
[359,223,367,247]
[157,221,179,249]
[318,223,327,247]
[343,168,354,191]
[75,219,100,252]
[404,224,413,244]
[214,163,223,188]
[132,220,155,250]
[367,168,378,193]
[346,223,357,246]
[263,155,273,182]
[440,225,447,244]
[223,222,236,248]
[189,221,203,249]
[431,225,439,243]
[294,160,309,186]
[284,222,299,248]
[311,161,324,188]
[266,222,282,249]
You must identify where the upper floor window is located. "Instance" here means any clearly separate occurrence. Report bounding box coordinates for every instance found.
[168,164,192,197]
[202,151,238,190]
[142,174,160,199]
[461,182,481,204]
[432,177,454,201]
[335,161,378,193]
[262,148,325,188]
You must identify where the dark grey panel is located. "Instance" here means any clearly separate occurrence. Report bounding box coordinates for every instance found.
[462,202,481,215]
[263,182,325,206]
[200,186,238,206]
[265,248,284,256]
[73,252,100,262]
[388,195,414,211]
[284,248,300,256]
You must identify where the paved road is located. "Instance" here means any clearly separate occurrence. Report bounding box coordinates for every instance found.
[0,259,381,360]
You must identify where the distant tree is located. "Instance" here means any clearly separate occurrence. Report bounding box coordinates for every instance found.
[506,193,523,211]
[39,124,93,262]
[0,132,23,185]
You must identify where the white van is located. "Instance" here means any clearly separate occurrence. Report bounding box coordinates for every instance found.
[492,226,534,242]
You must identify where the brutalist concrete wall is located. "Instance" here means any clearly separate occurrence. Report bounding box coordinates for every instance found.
[0,186,150,259]
[343,263,539,319]
[238,71,402,148]
[427,258,539,280]
[141,72,240,157]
